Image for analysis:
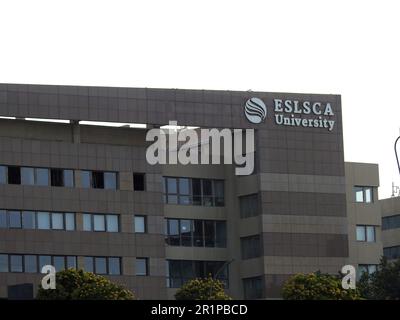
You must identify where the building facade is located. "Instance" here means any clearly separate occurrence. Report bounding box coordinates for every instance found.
[0,83,386,299]
[381,196,400,261]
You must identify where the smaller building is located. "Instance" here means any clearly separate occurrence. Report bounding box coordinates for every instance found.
[345,162,383,277]
[381,196,400,261]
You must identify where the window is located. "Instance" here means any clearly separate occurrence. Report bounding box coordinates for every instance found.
[104,172,117,190]
[21,167,34,185]
[382,214,400,230]
[204,220,216,247]
[39,255,52,270]
[106,215,119,232]
[95,257,107,274]
[53,256,66,272]
[136,258,148,276]
[83,213,119,232]
[165,218,227,248]
[22,211,36,229]
[356,225,376,242]
[84,257,94,273]
[35,168,49,186]
[81,171,91,188]
[166,260,228,288]
[163,177,225,207]
[0,254,8,272]
[243,276,264,299]
[108,257,121,275]
[81,170,117,189]
[134,215,146,233]
[65,213,75,231]
[0,210,6,228]
[92,171,104,189]
[66,256,77,269]
[51,213,64,230]
[64,170,74,187]
[239,194,259,218]
[10,255,23,272]
[180,220,192,246]
[83,257,120,275]
[241,235,261,260]
[37,212,50,229]
[9,211,21,229]
[51,169,74,187]
[7,166,21,184]
[0,165,6,184]
[384,246,400,260]
[24,255,37,273]
[83,214,92,231]
[93,215,106,231]
[166,219,180,246]
[0,254,77,274]
[358,264,378,279]
[133,173,145,191]
[355,186,374,203]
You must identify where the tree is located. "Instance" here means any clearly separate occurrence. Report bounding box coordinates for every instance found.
[175,276,232,300]
[282,271,362,300]
[358,257,400,300]
[36,269,135,300]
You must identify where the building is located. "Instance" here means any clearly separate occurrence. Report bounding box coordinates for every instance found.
[381,196,400,261]
[0,83,386,299]
[345,162,383,276]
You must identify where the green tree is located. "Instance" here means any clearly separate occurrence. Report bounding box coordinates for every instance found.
[36,269,135,300]
[175,276,232,300]
[358,257,400,300]
[282,271,362,300]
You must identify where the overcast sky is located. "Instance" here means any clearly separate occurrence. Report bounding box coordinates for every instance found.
[0,0,399,198]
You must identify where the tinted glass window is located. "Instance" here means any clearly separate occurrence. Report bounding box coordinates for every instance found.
[0,166,6,184]
[92,171,104,189]
[81,171,91,188]
[10,255,23,272]
[180,219,192,246]
[66,256,77,269]
[21,167,34,185]
[0,210,6,228]
[108,258,121,275]
[366,226,375,242]
[0,254,8,272]
[356,226,366,241]
[36,168,49,186]
[9,211,22,228]
[95,257,107,274]
[104,172,117,190]
[53,256,65,271]
[65,213,75,231]
[93,215,105,231]
[64,170,74,187]
[37,212,50,229]
[83,214,92,231]
[22,211,36,229]
[39,255,52,270]
[52,213,64,230]
[134,216,146,233]
[355,187,364,202]
[136,258,148,276]
[84,257,94,273]
[193,220,204,247]
[24,255,37,273]
[204,220,215,247]
[106,215,119,232]
[216,221,227,247]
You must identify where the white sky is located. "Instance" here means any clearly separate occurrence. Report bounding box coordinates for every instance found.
[0,0,399,199]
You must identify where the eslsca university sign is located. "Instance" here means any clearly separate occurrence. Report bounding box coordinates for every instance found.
[244,97,336,131]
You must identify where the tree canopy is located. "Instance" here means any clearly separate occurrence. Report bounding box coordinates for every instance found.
[36,269,135,300]
[175,276,231,300]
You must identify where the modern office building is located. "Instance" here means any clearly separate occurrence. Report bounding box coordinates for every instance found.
[0,83,386,299]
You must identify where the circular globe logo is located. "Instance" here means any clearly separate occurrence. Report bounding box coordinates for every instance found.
[244,97,267,124]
